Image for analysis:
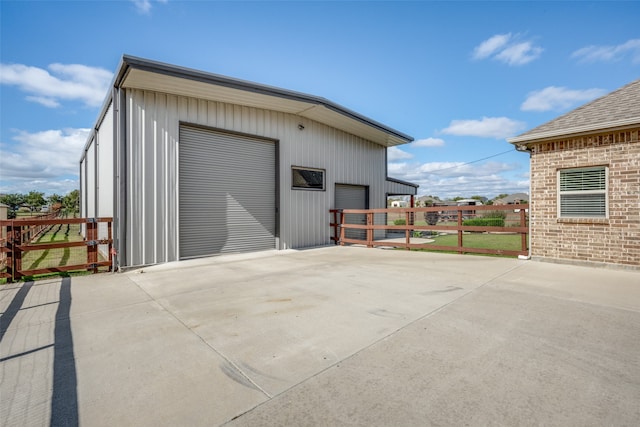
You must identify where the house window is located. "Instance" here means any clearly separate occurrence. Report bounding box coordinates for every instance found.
[292,166,325,190]
[558,166,608,218]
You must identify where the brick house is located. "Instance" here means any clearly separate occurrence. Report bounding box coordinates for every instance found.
[509,79,640,269]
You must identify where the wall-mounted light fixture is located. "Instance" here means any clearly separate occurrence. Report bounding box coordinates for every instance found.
[298,123,305,130]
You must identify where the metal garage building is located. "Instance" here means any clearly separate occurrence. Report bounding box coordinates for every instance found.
[80,55,417,269]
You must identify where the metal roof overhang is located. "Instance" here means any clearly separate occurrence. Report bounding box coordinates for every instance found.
[116,55,413,147]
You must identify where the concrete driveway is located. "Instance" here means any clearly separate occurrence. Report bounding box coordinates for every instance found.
[1,246,639,426]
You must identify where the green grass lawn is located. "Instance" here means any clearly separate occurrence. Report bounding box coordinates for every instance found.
[426,233,526,252]
[22,223,86,271]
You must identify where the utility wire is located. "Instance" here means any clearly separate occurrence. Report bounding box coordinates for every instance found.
[425,148,516,175]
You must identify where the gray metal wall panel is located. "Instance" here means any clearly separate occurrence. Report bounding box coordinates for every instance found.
[124,89,389,266]
[95,103,114,257]
[97,103,114,220]
[86,142,96,219]
[80,158,86,218]
[385,179,417,196]
[178,125,276,258]
[80,156,87,238]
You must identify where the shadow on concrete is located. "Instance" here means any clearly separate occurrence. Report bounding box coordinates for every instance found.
[0,281,33,342]
[51,277,79,427]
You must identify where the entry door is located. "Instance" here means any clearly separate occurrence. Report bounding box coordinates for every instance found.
[335,184,368,241]
[179,125,276,259]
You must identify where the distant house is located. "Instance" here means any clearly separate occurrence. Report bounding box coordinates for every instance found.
[455,199,483,207]
[79,55,417,268]
[390,200,408,208]
[493,193,529,205]
[509,79,640,268]
[416,196,440,207]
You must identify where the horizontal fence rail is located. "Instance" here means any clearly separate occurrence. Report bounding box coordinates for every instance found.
[330,204,529,257]
[0,217,113,282]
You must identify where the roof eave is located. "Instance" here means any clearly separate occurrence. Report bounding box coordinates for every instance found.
[508,117,640,145]
[118,55,413,146]
[386,176,419,189]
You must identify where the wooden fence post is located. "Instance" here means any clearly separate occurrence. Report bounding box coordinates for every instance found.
[14,225,23,282]
[339,210,346,246]
[6,223,14,283]
[405,210,411,249]
[520,208,528,253]
[87,219,98,274]
[457,209,463,254]
[366,212,373,248]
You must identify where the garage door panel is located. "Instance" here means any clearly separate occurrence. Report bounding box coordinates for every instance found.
[179,125,276,259]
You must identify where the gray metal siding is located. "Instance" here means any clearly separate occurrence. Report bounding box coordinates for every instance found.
[96,102,114,256]
[80,157,86,229]
[97,103,114,218]
[179,125,276,258]
[385,179,418,196]
[123,89,388,267]
[86,142,96,219]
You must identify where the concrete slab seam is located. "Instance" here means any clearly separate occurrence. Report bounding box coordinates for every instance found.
[126,275,273,400]
[222,261,531,425]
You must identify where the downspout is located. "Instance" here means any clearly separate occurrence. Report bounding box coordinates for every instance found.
[527,147,532,259]
[79,156,83,223]
[516,143,532,260]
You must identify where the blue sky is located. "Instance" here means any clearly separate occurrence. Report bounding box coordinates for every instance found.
[1,0,639,199]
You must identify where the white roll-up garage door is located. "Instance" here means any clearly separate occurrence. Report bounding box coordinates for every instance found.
[179,125,277,259]
[335,184,368,241]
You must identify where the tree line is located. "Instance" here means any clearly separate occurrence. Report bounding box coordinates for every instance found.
[0,190,79,218]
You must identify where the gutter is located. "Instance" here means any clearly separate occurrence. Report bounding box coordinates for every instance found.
[508,117,640,145]
[511,141,532,260]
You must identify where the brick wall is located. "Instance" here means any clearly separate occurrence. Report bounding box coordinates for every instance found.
[529,128,640,268]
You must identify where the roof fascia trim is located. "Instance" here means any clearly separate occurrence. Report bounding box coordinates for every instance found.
[120,55,413,144]
[508,117,640,144]
[386,176,419,188]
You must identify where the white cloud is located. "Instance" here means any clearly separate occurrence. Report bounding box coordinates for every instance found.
[131,0,168,14]
[387,162,408,175]
[472,33,512,60]
[26,96,61,108]
[386,160,528,200]
[0,62,112,108]
[412,137,445,148]
[572,39,640,64]
[472,33,543,66]
[495,42,543,66]
[132,0,152,13]
[387,146,413,161]
[441,117,527,139]
[0,128,89,194]
[521,86,607,112]
[417,160,516,178]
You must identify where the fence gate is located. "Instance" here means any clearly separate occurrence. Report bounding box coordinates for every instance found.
[0,217,113,283]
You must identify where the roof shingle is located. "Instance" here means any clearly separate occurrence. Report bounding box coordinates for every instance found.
[510,79,640,143]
